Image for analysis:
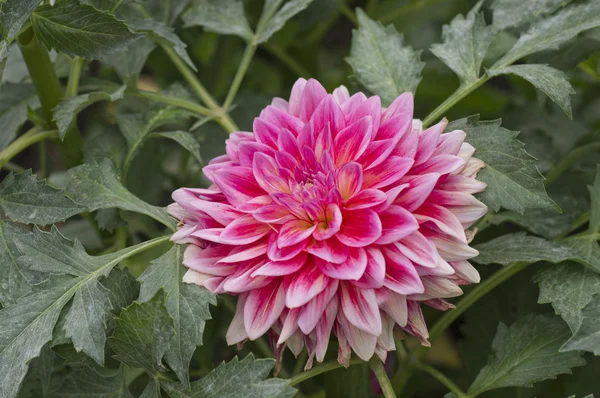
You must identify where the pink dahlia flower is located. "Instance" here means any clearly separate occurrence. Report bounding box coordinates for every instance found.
[169,78,487,368]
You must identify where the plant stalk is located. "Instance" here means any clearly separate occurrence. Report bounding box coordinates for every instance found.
[418,363,468,398]
[288,359,363,386]
[223,41,257,111]
[545,142,600,185]
[0,128,58,168]
[131,90,214,118]
[65,58,85,98]
[264,43,311,78]
[369,357,396,398]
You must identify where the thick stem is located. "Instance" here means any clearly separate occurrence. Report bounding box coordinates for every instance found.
[369,357,396,398]
[65,58,85,98]
[0,128,58,168]
[418,364,468,398]
[288,359,363,386]
[223,41,257,111]
[162,45,239,133]
[18,28,82,165]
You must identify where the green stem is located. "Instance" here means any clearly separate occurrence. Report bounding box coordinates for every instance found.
[65,58,85,98]
[0,128,58,168]
[2,162,26,173]
[39,141,47,178]
[288,359,363,386]
[223,41,257,111]
[418,364,468,398]
[162,45,239,133]
[422,77,489,127]
[110,0,125,13]
[340,4,358,26]
[130,90,214,118]
[545,142,600,185]
[18,28,82,165]
[579,63,600,82]
[264,43,311,78]
[369,357,396,398]
[292,350,309,375]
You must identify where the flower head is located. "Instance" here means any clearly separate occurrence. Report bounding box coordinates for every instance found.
[169,78,487,368]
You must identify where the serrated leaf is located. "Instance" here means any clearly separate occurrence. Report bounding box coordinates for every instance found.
[563,295,600,355]
[535,262,600,333]
[0,0,40,40]
[589,165,600,234]
[0,221,31,305]
[65,159,176,230]
[128,19,196,71]
[0,170,84,226]
[109,291,175,373]
[496,1,600,65]
[138,246,215,385]
[257,0,315,44]
[491,0,573,30]
[563,234,600,275]
[468,314,586,396]
[150,131,203,166]
[53,85,126,140]
[430,2,493,84]
[0,83,40,150]
[182,0,253,41]
[488,64,575,118]
[55,364,132,398]
[99,36,156,84]
[163,355,297,398]
[31,0,140,59]
[448,116,558,213]
[346,9,424,105]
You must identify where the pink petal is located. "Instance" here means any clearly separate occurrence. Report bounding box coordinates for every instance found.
[375,112,412,141]
[372,184,409,213]
[289,78,307,117]
[433,129,466,156]
[223,261,271,293]
[354,247,386,289]
[309,94,345,137]
[337,311,377,361]
[344,189,387,210]
[190,199,243,226]
[299,79,328,122]
[191,228,224,243]
[382,92,413,123]
[405,301,430,346]
[183,245,236,276]
[252,152,286,194]
[345,96,381,137]
[214,167,265,207]
[251,252,308,277]
[337,209,382,247]
[414,119,446,165]
[379,289,408,327]
[316,297,339,362]
[237,141,276,168]
[412,154,465,175]
[298,280,339,334]
[414,203,467,242]
[340,282,381,335]
[278,307,301,344]
[286,265,330,308]
[278,219,317,248]
[375,205,419,245]
[362,156,414,189]
[313,123,333,161]
[382,246,425,295]
[277,128,302,159]
[394,173,441,212]
[313,203,342,240]
[237,195,273,213]
[217,241,268,263]
[317,247,367,280]
[253,205,292,223]
[262,105,303,136]
[423,230,479,261]
[358,139,397,170]
[226,294,248,345]
[451,260,480,283]
[333,116,372,166]
[267,232,307,261]
[438,174,487,194]
[244,281,286,340]
[394,231,438,268]
[219,215,271,245]
[336,162,363,200]
[307,237,350,264]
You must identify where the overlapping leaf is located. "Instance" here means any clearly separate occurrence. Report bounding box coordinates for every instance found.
[0,221,31,306]
[0,0,40,40]
[150,131,203,166]
[563,296,600,355]
[0,83,40,150]
[491,0,573,30]
[256,0,315,44]
[183,0,253,41]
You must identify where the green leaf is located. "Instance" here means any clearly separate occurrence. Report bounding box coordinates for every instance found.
[491,0,573,30]
[530,36,600,72]
[139,379,161,398]
[0,221,31,306]
[589,165,600,234]
[163,354,297,398]
[31,0,140,59]
[447,116,558,213]
[0,83,40,151]
[109,290,175,373]
[487,64,575,118]
[563,234,600,276]
[563,295,600,355]
[182,0,253,41]
[0,0,40,40]
[497,1,600,65]
[128,19,196,71]
[138,246,215,385]
[150,131,203,166]
[65,159,176,230]
[55,364,132,398]
[346,9,424,105]
[53,85,126,140]
[535,262,600,333]
[100,37,156,84]
[430,2,494,84]
[257,0,315,44]
[468,314,586,396]
[0,170,84,226]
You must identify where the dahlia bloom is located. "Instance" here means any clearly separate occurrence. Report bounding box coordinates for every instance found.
[169,78,487,368]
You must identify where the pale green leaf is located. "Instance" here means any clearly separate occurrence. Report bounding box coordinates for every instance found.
[138,246,215,385]
[563,295,600,355]
[0,221,31,306]
[491,0,573,30]
[109,291,175,373]
[0,0,40,40]
[535,262,600,333]
[447,116,558,213]
[257,0,315,44]
[497,1,600,65]
[563,234,600,275]
[150,131,203,166]
[53,85,126,140]
[430,2,494,84]
[589,165,600,234]
[65,159,176,230]
[163,355,297,398]
[0,83,40,151]
[487,64,575,118]
[0,170,84,226]
[31,0,140,59]
[99,37,156,83]
[182,0,253,41]
[468,314,586,396]
[347,9,424,105]
[55,364,132,398]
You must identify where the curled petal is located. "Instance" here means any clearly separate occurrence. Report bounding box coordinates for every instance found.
[286,264,330,308]
[340,282,381,335]
[337,209,382,247]
[317,247,368,280]
[244,282,286,340]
